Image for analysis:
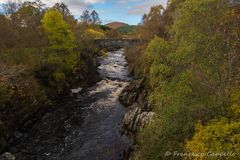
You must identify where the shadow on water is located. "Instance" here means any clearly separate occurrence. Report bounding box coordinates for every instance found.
[11,49,133,160]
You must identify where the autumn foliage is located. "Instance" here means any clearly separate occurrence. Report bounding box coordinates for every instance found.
[126,0,240,159]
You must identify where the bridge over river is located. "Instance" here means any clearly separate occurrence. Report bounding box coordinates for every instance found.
[94,38,141,49]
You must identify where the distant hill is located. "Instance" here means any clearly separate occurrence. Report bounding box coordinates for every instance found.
[106,22,128,29]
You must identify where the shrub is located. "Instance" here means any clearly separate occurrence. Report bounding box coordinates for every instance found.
[185,119,240,160]
[83,28,105,39]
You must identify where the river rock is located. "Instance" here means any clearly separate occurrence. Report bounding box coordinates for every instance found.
[71,87,83,94]
[120,78,153,134]
[122,104,154,134]
[0,152,16,160]
[119,79,148,109]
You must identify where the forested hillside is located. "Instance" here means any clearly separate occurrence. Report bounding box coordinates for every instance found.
[124,0,240,159]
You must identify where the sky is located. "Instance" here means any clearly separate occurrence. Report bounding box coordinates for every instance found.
[0,0,168,25]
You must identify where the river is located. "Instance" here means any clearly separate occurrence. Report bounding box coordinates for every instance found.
[11,49,132,160]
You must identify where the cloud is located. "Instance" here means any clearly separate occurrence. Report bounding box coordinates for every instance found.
[84,0,105,4]
[117,0,142,4]
[0,0,105,4]
[127,0,167,15]
[58,0,94,15]
[0,0,105,16]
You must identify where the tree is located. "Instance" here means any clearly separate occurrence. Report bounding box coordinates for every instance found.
[33,0,45,11]
[145,37,171,88]
[52,2,76,28]
[7,1,46,47]
[185,88,240,160]
[0,14,19,48]
[138,5,166,40]
[80,10,101,25]
[2,0,20,15]
[41,9,77,88]
[0,0,47,47]
[141,13,147,25]
[185,119,240,160]
[162,0,186,36]
[42,9,75,52]
[11,4,41,28]
[90,10,101,24]
[52,2,71,17]
[80,9,91,23]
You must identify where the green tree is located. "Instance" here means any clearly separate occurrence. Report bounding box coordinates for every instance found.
[42,9,76,52]
[52,2,76,27]
[41,9,78,90]
[145,37,171,88]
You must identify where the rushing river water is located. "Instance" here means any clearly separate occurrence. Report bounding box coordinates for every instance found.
[12,49,132,160]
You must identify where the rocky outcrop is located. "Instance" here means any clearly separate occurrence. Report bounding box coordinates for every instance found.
[122,104,154,134]
[119,78,154,134]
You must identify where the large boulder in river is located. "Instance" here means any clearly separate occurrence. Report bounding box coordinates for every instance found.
[119,78,153,134]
